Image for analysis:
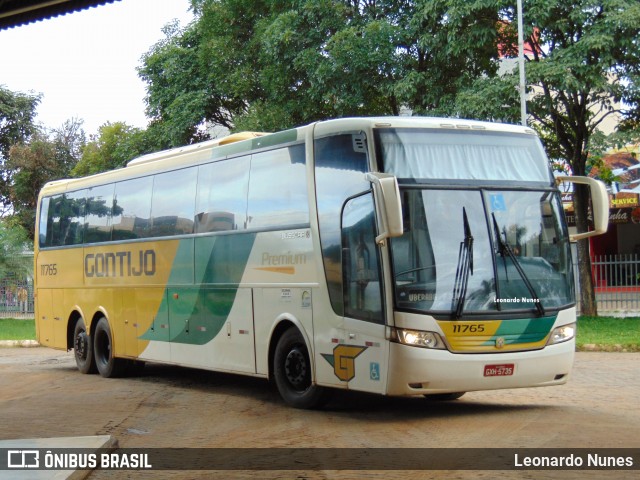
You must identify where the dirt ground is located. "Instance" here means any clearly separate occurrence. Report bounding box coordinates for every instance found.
[1,347,638,479]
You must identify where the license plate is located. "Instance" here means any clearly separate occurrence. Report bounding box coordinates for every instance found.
[484,363,514,377]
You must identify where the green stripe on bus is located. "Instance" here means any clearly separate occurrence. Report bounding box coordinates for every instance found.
[140,233,257,345]
[481,315,556,346]
[211,129,298,159]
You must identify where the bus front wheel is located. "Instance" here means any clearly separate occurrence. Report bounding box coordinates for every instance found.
[73,317,96,374]
[93,317,127,378]
[273,328,331,409]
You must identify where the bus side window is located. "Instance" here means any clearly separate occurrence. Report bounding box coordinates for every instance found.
[341,193,384,324]
[196,158,249,233]
[150,168,197,237]
[39,197,50,247]
[84,184,115,244]
[45,194,65,247]
[63,189,86,246]
[314,134,370,316]
[41,191,86,247]
[247,144,308,229]
[112,176,153,240]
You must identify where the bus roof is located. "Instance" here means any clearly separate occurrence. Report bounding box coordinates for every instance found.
[126,131,268,167]
[313,116,538,136]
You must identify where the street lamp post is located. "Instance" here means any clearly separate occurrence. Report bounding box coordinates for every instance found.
[517,0,527,126]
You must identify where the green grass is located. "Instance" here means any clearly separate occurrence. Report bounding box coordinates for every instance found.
[0,317,639,351]
[0,318,36,341]
[576,316,640,352]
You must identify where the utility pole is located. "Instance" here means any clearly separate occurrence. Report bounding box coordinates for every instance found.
[517,0,527,126]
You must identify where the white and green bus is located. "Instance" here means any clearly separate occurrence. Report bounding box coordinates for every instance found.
[34,117,608,408]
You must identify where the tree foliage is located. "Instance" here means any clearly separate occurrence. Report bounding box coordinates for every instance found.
[457,1,640,166]
[8,119,85,237]
[72,122,151,177]
[140,0,509,138]
[0,86,40,215]
[139,20,213,147]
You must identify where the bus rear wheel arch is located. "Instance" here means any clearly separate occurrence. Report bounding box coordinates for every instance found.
[273,327,331,409]
[93,316,127,378]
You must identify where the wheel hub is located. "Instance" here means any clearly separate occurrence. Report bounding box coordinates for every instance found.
[284,347,307,388]
[75,332,88,360]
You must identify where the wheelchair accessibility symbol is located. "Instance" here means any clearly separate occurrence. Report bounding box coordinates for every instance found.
[490,194,506,212]
[370,362,380,381]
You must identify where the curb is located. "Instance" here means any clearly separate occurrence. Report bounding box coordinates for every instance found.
[577,344,640,353]
[0,435,118,480]
[0,339,40,347]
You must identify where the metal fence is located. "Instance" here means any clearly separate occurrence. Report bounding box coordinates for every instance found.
[0,278,34,319]
[591,254,640,314]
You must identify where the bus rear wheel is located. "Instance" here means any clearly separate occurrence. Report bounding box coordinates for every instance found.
[93,317,127,378]
[73,317,96,374]
[274,328,331,409]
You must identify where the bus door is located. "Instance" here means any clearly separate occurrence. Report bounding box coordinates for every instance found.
[119,289,143,358]
[339,193,389,394]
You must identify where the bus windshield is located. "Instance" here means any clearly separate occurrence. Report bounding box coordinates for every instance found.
[390,188,574,315]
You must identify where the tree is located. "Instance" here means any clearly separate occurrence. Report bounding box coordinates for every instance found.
[453,0,640,315]
[139,0,507,136]
[139,20,214,147]
[8,119,86,237]
[72,122,151,177]
[0,86,40,216]
[51,118,86,177]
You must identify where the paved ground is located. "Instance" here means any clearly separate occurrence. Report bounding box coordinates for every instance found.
[0,347,638,479]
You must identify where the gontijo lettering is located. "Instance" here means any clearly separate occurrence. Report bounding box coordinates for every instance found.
[85,250,156,277]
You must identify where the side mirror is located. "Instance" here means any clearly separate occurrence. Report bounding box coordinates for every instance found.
[556,176,609,241]
[365,173,403,245]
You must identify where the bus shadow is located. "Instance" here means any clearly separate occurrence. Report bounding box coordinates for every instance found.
[123,362,553,420]
[325,389,550,420]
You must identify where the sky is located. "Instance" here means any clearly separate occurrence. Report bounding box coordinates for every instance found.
[0,0,194,136]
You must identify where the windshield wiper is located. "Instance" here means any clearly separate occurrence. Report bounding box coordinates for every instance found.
[451,208,474,319]
[491,213,545,316]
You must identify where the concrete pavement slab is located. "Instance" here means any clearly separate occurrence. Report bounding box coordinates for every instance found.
[0,435,116,480]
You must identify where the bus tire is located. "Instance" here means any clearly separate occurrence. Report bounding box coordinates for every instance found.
[73,317,96,374]
[423,392,465,401]
[273,328,331,409]
[93,317,127,378]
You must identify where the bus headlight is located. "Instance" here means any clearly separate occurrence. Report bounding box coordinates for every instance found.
[548,323,576,345]
[391,328,445,349]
